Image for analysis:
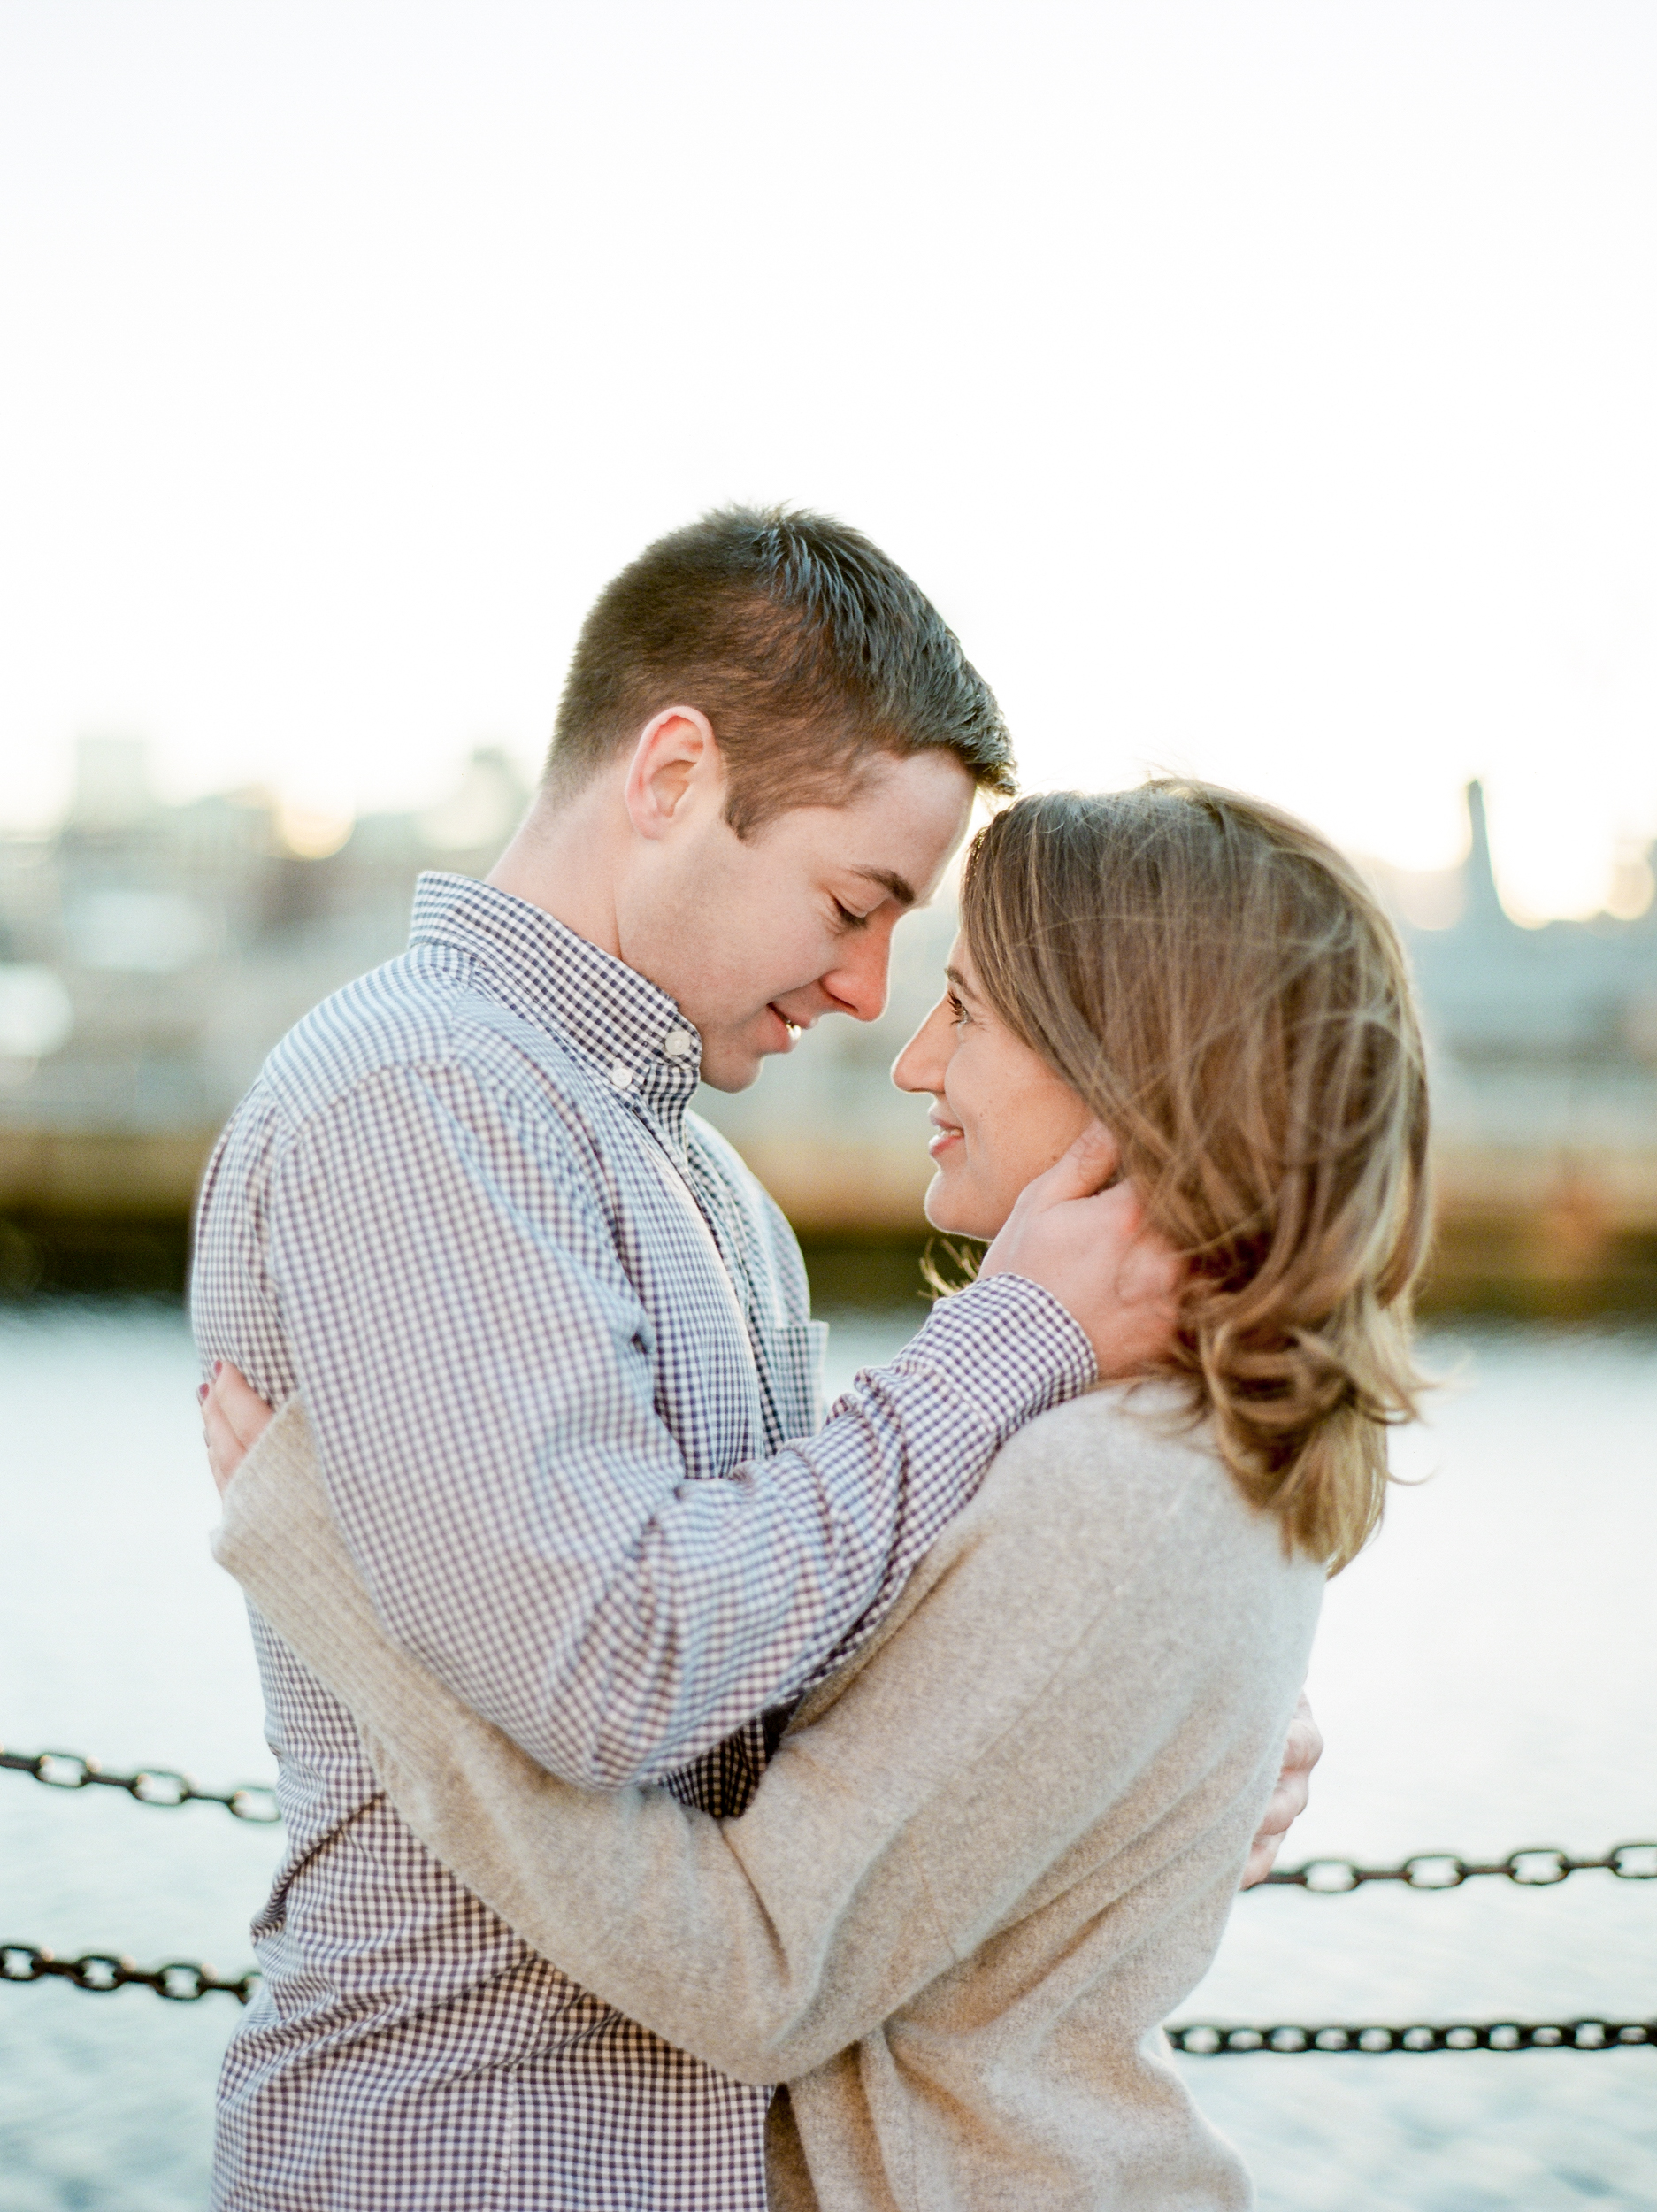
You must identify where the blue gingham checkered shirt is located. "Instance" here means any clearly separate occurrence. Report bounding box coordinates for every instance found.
[191,872,1094,2211]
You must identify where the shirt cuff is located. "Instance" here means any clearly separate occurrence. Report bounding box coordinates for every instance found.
[886,1273,1097,1431]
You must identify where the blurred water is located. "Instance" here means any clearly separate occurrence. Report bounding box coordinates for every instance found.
[1,1302,1653,2209]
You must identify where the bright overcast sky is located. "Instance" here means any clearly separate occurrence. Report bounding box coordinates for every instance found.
[3,0,1654,918]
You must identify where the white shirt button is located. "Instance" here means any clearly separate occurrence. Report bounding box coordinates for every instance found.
[661,1026,694,1059]
[608,1060,635,1090]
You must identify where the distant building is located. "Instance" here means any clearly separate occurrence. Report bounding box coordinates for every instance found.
[0,739,528,1289]
[1,758,1653,1309]
[1400,780,1657,1307]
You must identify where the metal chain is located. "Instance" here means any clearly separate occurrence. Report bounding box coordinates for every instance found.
[2,1943,257,2003]
[12,1743,1654,1889]
[9,1739,1657,2053]
[0,1744,279,1824]
[1262,1842,1657,1890]
[1167,2017,1656,2055]
[5,1947,1651,2055]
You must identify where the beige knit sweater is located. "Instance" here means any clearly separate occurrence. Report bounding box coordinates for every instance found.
[215,1382,1323,2211]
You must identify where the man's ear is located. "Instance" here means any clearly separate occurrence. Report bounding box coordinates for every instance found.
[622,707,723,842]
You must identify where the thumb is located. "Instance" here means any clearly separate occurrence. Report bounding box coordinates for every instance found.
[1024,1120,1123,1208]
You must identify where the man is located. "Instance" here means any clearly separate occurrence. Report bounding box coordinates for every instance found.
[194,507,1309,2209]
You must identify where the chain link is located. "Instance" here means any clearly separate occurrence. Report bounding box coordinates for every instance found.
[0,1744,279,1824]
[1262,1843,1657,1890]
[1,1942,257,2003]
[1167,2016,1656,2054]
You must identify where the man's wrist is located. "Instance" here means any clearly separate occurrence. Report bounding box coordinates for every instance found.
[887,1274,1097,1432]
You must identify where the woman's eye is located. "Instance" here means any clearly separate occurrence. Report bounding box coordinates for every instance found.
[947,992,970,1026]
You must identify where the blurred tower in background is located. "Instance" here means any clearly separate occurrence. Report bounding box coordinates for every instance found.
[1461,779,1507,933]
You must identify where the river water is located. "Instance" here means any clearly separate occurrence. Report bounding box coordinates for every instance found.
[1,1300,1653,2210]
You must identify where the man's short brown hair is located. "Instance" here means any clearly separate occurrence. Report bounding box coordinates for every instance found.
[545,506,1016,836]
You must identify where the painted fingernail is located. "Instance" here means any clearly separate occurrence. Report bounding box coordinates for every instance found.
[197,1383,209,1402]
[213,1361,224,1376]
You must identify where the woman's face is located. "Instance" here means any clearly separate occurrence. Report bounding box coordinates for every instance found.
[893,936,1095,1239]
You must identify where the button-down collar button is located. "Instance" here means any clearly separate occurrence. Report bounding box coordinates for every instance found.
[661,1026,694,1060]
[608,1060,635,1090]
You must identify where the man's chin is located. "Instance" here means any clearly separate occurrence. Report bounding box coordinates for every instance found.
[696,1042,769,1094]
[699,1015,802,1093]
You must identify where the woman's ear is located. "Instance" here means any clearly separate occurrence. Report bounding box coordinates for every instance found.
[622,707,722,842]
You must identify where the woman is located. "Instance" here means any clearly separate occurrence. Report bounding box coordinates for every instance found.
[206,781,1429,2210]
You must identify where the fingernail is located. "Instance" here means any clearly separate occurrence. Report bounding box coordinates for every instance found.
[197,1383,208,1402]
[213,1361,223,1376]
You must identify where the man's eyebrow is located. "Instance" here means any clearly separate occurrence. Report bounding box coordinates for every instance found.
[848,865,917,908]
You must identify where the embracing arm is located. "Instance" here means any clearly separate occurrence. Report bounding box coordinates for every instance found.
[219,1062,1106,1792]
[213,1394,1210,2083]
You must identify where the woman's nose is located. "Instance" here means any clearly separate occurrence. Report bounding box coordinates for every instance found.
[892,996,953,1094]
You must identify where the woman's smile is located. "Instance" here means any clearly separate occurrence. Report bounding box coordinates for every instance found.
[926,1112,964,1159]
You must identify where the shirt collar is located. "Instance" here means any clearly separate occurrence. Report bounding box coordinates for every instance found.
[408,872,704,1118]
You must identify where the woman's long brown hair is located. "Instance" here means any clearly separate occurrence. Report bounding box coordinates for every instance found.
[960,782,1431,1573]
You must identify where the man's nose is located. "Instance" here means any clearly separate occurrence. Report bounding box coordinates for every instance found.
[820,927,893,1023]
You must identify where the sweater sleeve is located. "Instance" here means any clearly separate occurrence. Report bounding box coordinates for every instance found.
[213,1390,1213,2084]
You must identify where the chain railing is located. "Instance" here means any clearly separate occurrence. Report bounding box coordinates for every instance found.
[1,1943,257,2004]
[5,1946,1652,2056]
[0,1742,280,1824]
[1262,1844,1657,1889]
[6,1739,1653,2047]
[1166,2016,1656,2055]
[11,1741,1656,1889]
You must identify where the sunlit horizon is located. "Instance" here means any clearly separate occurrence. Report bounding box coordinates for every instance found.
[4,1,1655,923]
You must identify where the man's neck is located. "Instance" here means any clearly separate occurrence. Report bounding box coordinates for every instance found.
[487,787,625,957]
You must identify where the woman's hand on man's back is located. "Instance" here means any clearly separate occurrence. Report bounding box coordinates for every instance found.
[1240,1692,1324,1888]
[200,1363,275,1495]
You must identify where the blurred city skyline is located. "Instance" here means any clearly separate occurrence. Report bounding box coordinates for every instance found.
[4,1,1657,921]
[11,729,1656,937]
[4,731,1655,1312]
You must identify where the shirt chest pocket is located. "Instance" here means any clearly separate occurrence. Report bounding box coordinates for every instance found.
[625,1129,825,1456]
[751,1317,829,1446]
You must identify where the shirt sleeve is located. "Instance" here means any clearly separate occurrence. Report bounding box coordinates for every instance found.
[254,1061,1095,1790]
